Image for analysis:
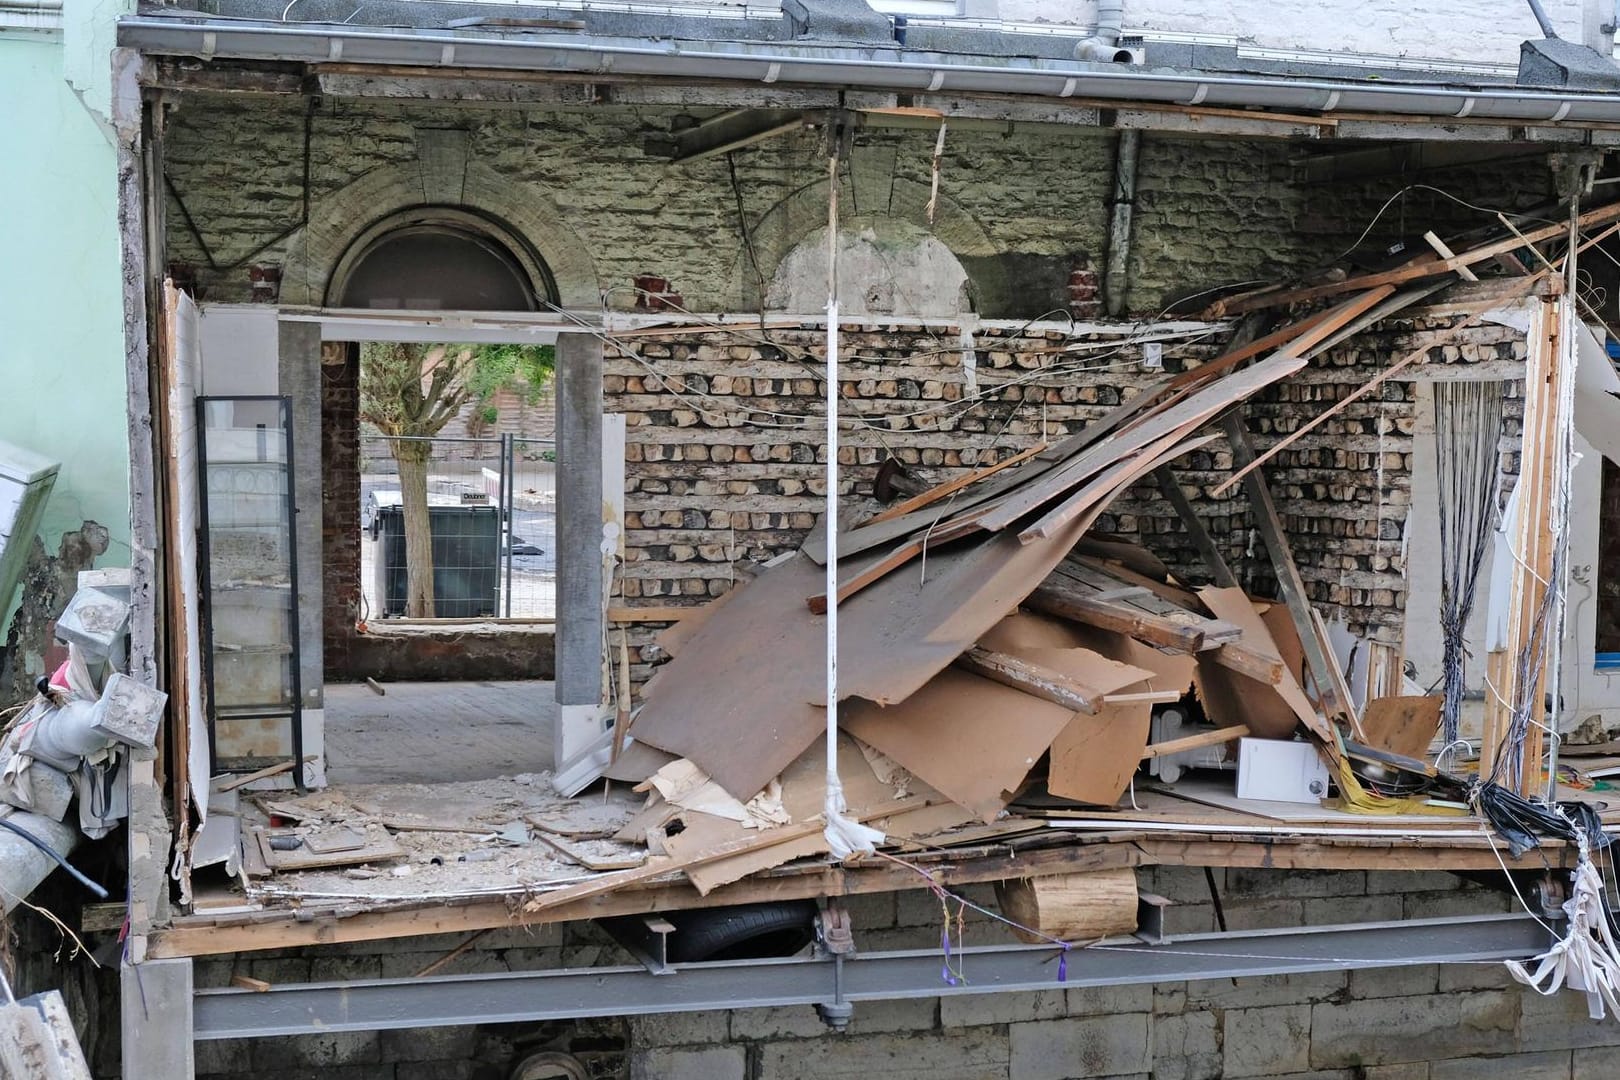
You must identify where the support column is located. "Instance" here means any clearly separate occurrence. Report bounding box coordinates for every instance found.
[554,333,606,772]
[122,958,194,1080]
[279,320,325,715]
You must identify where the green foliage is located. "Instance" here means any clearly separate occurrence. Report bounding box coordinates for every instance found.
[358,341,556,437]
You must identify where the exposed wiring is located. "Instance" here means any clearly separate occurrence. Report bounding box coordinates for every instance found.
[0,817,108,900]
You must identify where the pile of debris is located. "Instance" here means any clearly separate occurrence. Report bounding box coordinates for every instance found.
[573,286,1449,902]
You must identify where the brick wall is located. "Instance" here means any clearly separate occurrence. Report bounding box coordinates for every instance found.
[321,345,362,676]
[606,315,1527,691]
[179,869,1620,1080]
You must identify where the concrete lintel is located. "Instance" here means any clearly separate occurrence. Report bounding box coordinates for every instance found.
[554,332,604,715]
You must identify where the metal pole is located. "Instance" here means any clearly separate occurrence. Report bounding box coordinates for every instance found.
[503,433,515,619]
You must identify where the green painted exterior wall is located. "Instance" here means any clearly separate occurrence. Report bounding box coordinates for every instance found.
[0,32,128,555]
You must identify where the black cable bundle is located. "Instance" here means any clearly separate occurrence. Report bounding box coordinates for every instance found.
[1476,780,1612,859]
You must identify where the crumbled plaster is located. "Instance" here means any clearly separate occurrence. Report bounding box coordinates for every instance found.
[0,521,110,707]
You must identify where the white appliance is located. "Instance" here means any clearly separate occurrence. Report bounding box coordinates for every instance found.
[1236,738,1330,803]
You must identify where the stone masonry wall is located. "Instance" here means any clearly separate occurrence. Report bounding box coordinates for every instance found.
[158,94,1556,319]
[178,869,1620,1080]
[606,315,1528,691]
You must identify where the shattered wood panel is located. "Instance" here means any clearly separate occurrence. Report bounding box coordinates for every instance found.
[840,668,1077,823]
[1047,699,1155,807]
[1193,587,1326,741]
[631,513,1090,800]
[987,611,1197,696]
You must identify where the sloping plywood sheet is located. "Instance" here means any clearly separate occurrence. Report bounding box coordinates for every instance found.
[1194,587,1323,740]
[841,668,1077,823]
[1048,700,1154,807]
[632,514,1091,800]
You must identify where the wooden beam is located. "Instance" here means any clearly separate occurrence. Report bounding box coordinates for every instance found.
[955,646,1108,715]
[859,442,1046,527]
[1141,724,1250,759]
[1219,411,1357,725]
[607,605,695,623]
[1212,199,1620,317]
[1026,578,1207,653]
[1152,465,1239,588]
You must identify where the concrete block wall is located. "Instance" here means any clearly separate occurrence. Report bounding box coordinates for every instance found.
[176,869,1620,1080]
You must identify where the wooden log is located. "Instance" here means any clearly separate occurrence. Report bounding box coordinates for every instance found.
[994,868,1139,945]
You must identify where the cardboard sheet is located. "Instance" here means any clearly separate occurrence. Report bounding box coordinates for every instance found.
[841,668,1077,823]
[1361,696,1443,759]
[631,513,1091,800]
[1194,587,1323,740]
[985,611,1195,695]
[1047,700,1154,806]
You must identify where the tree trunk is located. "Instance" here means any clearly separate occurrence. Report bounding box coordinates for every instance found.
[392,440,436,619]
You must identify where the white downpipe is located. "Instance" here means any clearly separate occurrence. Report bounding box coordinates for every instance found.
[821,151,882,861]
[1075,0,1134,63]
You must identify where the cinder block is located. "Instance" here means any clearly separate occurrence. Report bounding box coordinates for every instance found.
[399,1062,475,1080]
[1363,1065,1430,1080]
[1221,898,1305,931]
[1575,1045,1620,1078]
[1009,1013,1150,1080]
[632,1045,745,1080]
[1366,870,1463,894]
[1065,983,1151,1017]
[939,989,1066,1028]
[1403,891,1514,920]
[1430,1051,1573,1080]
[1223,1004,1311,1077]
[1183,970,1346,1011]
[308,954,384,982]
[1227,869,1366,899]
[755,1029,1009,1079]
[193,1037,251,1076]
[250,1029,382,1069]
[1153,1009,1222,1080]
[628,1010,730,1047]
[1347,964,1439,1000]
[1309,991,1518,1068]
[1517,981,1620,1052]
[379,1024,479,1063]
[1303,894,1403,925]
[1437,963,1515,992]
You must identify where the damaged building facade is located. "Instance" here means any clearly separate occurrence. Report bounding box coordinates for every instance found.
[14,0,1620,1076]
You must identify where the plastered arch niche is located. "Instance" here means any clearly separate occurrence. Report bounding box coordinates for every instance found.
[766,219,973,319]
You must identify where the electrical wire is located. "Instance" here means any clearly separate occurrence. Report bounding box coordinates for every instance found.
[0,817,109,900]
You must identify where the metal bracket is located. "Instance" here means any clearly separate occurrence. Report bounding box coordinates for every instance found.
[1135,891,1173,945]
[594,915,677,976]
[816,899,857,1031]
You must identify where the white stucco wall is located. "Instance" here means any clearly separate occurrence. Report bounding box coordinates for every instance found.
[997,0,1603,67]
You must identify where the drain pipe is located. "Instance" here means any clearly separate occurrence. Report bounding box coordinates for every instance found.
[1075,0,1134,63]
[1525,0,1559,38]
[1104,127,1140,317]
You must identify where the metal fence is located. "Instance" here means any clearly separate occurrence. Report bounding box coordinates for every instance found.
[360,434,557,620]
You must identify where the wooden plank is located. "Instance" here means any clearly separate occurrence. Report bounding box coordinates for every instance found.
[1054,561,1242,647]
[214,756,318,793]
[607,605,696,623]
[955,646,1124,715]
[1213,199,1620,316]
[859,442,1047,527]
[1206,640,1287,685]
[1218,412,1356,726]
[1361,696,1444,759]
[1153,465,1239,588]
[1141,724,1250,760]
[1020,433,1221,544]
[1026,576,1206,653]
[1423,231,1478,281]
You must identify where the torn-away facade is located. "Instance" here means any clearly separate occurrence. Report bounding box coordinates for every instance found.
[76,0,1620,1074]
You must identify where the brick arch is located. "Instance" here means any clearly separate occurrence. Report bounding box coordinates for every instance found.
[279,162,600,309]
[735,169,1008,316]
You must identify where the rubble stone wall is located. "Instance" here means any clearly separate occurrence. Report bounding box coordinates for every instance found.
[607,316,1528,689]
[178,869,1620,1080]
[159,95,1554,319]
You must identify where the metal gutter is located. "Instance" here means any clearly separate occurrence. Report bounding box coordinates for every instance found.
[193,913,1550,1039]
[118,16,1620,125]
